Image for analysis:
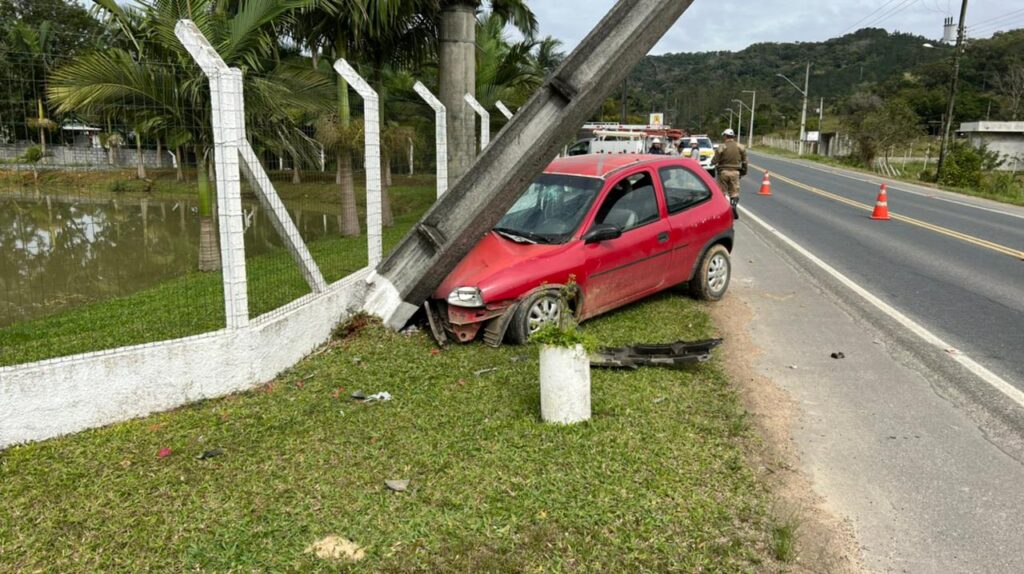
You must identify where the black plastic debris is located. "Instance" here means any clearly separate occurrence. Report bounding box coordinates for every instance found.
[830,352,846,359]
[196,449,224,460]
[590,339,723,370]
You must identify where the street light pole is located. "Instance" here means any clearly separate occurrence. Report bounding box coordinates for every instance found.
[777,63,811,156]
[725,108,735,130]
[732,99,751,143]
[736,101,743,141]
[798,63,809,156]
[937,0,969,182]
[742,90,756,147]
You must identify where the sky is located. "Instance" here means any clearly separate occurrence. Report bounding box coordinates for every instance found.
[526,1,1024,55]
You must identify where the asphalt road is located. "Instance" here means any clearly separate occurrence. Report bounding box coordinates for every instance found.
[740,153,1024,388]
[726,155,1024,572]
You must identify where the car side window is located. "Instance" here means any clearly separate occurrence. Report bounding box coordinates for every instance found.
[658,166,712,214]
[594,172,660,232]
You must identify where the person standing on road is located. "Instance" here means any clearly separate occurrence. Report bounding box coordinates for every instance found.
[712,128,747,219]
[648,137,666,154]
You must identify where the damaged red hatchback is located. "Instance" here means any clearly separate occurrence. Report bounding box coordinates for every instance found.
[425,154,734,346]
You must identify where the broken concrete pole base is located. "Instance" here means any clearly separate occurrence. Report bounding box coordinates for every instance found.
[362,272,419,330]
[540,344,591,424]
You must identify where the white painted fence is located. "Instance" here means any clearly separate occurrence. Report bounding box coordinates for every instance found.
[0,21,384,449]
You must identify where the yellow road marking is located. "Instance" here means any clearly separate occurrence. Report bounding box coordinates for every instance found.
[750,164,1024,261]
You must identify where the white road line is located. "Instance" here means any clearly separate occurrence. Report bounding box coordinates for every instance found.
[739,205,1024,410]
[752,153,1024,221]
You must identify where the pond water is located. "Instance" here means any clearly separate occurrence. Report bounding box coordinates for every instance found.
[0,194,346,326]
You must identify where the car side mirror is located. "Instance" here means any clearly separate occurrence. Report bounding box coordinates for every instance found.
[583,223,622,244]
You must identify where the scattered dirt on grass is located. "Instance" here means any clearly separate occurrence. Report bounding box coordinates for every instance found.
[305,535,365,563]
[711,296,865,574]
[333,312,379,341]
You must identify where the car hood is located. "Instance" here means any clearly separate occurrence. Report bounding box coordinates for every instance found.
[435,231,577,302]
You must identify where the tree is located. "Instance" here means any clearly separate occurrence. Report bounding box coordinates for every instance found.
[438,0,536,184]
[0,0,103,56]
[857,99,922,164]
[48,0,329,272]
[993,63,1024,120]
[5,21,59,153]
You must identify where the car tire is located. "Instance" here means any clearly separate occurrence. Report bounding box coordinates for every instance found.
[509,289,565,344]
[689,244,731,301]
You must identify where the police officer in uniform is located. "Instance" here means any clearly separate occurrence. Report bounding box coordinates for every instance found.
[711,128,747,219]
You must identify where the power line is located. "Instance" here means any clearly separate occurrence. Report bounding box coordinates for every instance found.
[863,0,920,30]
[969,7,1024,29]
[841,0,903,34]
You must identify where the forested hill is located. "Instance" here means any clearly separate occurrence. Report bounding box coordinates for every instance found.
[612,27,1024,135]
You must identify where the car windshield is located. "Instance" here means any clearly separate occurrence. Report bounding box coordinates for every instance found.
[494,174,603,244]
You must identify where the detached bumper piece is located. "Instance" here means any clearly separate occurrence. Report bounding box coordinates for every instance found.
[590,339,723,369]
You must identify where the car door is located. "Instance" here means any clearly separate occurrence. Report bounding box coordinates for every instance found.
[580,169,671,317]
[657,164,716,284]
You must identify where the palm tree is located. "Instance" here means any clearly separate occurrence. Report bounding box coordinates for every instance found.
[438,0,536,182]
[48,0,328,272]
[6,21,59,154]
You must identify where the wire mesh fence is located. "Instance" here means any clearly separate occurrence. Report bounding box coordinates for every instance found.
[0,52,230,365]
[0,40,442,366]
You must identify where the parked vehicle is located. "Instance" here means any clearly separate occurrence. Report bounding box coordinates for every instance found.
[425,154,735,346]
[680,135,716,172]
[568,130,646,155]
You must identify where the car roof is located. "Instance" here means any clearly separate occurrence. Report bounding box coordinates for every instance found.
[544,154,682,179]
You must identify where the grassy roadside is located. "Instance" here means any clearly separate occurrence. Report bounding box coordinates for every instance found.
[0,181,436,367]
[0,293,786,572]
[754,145,1024,207]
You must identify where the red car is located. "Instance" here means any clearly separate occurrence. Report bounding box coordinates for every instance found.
[425,154,734,346]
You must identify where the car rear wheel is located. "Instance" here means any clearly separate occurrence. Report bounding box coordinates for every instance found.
[509,290,564,344]
[690,244,731,301]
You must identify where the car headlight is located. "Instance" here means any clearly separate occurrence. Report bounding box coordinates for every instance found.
[448,287,484,307]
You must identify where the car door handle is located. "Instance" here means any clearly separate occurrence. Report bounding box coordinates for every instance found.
[657,232,669,243]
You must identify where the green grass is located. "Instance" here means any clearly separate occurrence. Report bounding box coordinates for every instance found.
[0,293,781,572]
[770,513,800,563]
[0,179,437,367]
[755,145,1024,206]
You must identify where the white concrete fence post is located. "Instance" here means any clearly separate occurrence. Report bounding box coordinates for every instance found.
[175,20,249,328]
[334,59,383,267]
[177,20,328,302]
[496,100,514,120]
[413,81,448,198]
[464,93,490,151]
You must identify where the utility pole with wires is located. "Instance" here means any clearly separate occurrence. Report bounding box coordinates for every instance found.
[936,0,968,182]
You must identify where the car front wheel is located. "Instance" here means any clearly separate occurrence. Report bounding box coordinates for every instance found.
[509,289,564,344]
[690,244,731,301]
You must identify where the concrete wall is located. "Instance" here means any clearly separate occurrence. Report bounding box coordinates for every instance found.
[0,144,174,169]
[965,133,1024,171]
[0,269,371,449]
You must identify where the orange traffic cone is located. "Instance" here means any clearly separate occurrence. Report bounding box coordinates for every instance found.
[871,184,890,220]
[758,171,772,196]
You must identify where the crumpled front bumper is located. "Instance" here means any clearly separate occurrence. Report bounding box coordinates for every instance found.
[424,299,518,346]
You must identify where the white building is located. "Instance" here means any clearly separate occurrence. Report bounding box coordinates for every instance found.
[958,121,1024,171]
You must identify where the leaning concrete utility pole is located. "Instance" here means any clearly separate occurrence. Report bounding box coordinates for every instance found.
[363,0,697,328]
[936,0,969,182]
[439,2,477,185]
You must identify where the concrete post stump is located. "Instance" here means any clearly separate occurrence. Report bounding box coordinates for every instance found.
[539,344,591,424]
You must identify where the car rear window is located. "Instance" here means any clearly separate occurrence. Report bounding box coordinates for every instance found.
[658,166,712,214]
